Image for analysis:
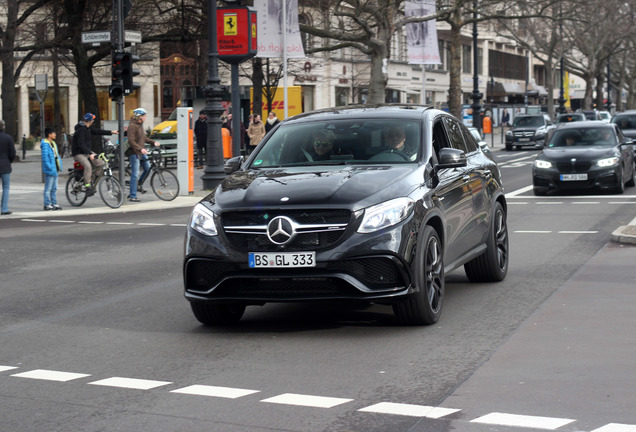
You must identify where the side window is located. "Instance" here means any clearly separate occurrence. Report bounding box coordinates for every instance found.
[442,116,468,153]
[432,120,449,161]
[460,126,478,153]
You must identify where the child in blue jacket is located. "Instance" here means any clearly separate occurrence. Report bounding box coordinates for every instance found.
[41,127,62,210]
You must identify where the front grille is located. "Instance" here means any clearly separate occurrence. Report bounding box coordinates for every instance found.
[557,162,592,172]
[221,209,352,251]
[513,131,535,138]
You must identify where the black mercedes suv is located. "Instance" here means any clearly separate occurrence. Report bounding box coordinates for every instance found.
[183,105,509,326]
[505,113,554,150]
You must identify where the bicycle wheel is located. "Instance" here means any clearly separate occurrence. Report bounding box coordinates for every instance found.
[98,175,124,208]
[150,168,179,201]
[65,173,88,207]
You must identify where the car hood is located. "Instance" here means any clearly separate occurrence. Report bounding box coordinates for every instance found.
[511,126,543,132]
[206,165,419,210]
[541,146,616,161]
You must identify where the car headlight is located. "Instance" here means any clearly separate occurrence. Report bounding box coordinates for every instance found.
[161,126,172,134]
[190,203,218,236]
[358,197,415,233]
[597,157,619,167]
[506,130,513,137]
[533,159,552,169]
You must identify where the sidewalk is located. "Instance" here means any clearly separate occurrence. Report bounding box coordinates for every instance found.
[1,147,207,219]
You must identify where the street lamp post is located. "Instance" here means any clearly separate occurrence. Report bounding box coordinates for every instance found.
[557,1,566,114]
[201,0,228,190]
[606,56,611,112]
[471,0,482,134]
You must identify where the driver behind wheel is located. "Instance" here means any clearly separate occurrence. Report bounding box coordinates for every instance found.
[383,125,416,160]
[309,129,335,161]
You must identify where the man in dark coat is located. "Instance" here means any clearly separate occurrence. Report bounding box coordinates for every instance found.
[194,111,207,168]
[71,112,117,190]
[0,119,16,215]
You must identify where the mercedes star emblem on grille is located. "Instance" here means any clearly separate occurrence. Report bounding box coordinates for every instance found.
[267,216,295,245]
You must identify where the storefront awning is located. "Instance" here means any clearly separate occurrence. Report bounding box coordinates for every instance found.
[493,82,526,97]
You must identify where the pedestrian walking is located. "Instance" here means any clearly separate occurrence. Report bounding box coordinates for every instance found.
[194,111,207,169]
[41,127,62,211]
[127,108,157,202]
[0,119,16,215]
[265,111,280,133]
[246,114,266,154]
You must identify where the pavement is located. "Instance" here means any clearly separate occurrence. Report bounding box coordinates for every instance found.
[2,129,635,243]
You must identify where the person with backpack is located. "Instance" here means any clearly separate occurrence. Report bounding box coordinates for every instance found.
[71,113,118,194]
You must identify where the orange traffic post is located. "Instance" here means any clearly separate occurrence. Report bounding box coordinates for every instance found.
[222,127,232,158]
[483,116,492,134]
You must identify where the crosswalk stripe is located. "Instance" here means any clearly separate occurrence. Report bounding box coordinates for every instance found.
[171,385,259,399]
[88,377,172,390]
[261,393,353,408]
[11,369,91,382]
[471,412,575,430]
[358,402,460,418]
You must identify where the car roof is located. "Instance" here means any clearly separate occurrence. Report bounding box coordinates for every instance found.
[282,104,437,124]
[553,121,616,131]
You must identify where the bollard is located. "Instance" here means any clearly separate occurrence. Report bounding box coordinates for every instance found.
[22,135,26,160]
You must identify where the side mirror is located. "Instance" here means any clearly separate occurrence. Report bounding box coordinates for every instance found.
[224,155,244,175]
[621,137,634,146]
[436,148,467,170]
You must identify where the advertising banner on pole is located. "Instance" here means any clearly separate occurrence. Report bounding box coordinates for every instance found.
[255,0,305,58]
[406,0,441,65]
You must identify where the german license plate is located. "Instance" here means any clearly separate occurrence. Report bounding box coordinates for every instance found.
[560,173,588,181]
[248,252,316,268]
[519,138,531,142]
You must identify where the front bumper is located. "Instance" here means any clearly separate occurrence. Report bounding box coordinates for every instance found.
[532,165,622,193]
[183,219,418,304]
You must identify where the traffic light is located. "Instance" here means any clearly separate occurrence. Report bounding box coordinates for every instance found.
[121,53,140,95]
[109,52,126,101]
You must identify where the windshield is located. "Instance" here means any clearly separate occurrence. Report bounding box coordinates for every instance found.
[612,115,636,130]
[513,116,545,127]
[548,128,617,148]
[248,119,421,168]
[556,114,583,123]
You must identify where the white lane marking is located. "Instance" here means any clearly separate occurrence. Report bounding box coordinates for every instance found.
[137,223,166,226]
[558,230,598,234]
[508,201,529,205]
[514,230,552,234]
[78,221,104,224]
[609,201,636,204]
[358,402,460,419]
[592,424,636,432]
[48,220,75,223]
[471,412,575,430]
[261,393,353,408]
[498,155,537,166]
[88,377,172,390]
[505,185,534,197]
[536,202,562,205]
[170,223,187,227]
[171,385,259,399]
[11,369,91,382]
[106,222,134,225]
[0,366,19,373]
[21,219,46,222]
[572,201,600,205]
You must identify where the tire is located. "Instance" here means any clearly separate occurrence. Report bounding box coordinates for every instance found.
[190,302,246,326]
[98,176,124,208]
[65,173,88,207]
[150,168,179,201]
[464,201,509,282]
[505,143,512,151]
[614,168,625,194]
[393,225,444,325]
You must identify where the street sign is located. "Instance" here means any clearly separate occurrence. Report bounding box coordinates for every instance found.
[125,30,142,44]
[81,31,111,44]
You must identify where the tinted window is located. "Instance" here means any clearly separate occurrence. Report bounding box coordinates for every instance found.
[442,116,468,152]
[612,115,636,130]
[513,116,544,127]
[548,127,617,148]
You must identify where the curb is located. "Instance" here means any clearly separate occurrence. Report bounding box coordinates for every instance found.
[611,216,636,245]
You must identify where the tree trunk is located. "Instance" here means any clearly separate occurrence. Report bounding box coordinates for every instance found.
[0,0,18,140]
[448,21,463,119]
[252,57,264,116]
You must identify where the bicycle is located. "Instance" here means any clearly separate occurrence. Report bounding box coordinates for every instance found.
[132,145,180,201]
[65,142,124,209]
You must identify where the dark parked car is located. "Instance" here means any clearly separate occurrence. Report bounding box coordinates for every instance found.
[532,122,635,195]
[505,114,554,150]
[184,105,509,326]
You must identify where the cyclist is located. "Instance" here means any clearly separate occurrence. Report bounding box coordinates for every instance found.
[72,113,118,194]
[127,107,158,202]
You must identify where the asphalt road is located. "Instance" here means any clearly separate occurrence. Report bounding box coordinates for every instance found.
[1,152,635,432]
